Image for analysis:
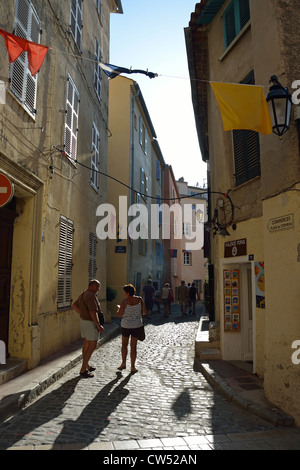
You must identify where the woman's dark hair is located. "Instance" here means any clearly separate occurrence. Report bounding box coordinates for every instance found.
[123,284,136,296]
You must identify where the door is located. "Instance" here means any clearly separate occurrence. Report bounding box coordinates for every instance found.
[0,201,16,356]
[241,264,253,361]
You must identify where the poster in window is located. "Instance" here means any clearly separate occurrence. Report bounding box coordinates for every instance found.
[255,262,265,309]
[224,269,240,332]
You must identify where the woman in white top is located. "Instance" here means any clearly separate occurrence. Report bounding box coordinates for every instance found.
[117,284,146,373]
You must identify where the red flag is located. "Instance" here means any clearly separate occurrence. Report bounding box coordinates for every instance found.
[0,28,49,75]
[27,42,49,76]
[0,28,27,63]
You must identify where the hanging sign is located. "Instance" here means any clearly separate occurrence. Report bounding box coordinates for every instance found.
[0,173,14,208]
[224,238,247,258]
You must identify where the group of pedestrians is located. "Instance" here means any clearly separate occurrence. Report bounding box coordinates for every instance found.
[178,280,199,316]
[72,278,199,379]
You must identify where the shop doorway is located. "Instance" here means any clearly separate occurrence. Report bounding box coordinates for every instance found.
[0,199,16,356]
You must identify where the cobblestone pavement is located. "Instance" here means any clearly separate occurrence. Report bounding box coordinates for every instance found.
[0,304,299,450]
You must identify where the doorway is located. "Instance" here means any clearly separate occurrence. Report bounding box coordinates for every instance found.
[240,263,253,361]
[0,198,16,356]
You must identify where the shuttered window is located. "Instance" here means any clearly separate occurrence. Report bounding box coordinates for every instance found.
[58,216,74,309]
[10,0,41,116]
[91,122,100,190]
[223,0,250,49]
[233,70,261,186]
[89,233,97,281]
[70,0,82,52]
[233,130,261,186]
[94,39,102,100]
[64,75,80,162]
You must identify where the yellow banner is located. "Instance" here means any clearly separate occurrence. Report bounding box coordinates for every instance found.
[210,82,272,135]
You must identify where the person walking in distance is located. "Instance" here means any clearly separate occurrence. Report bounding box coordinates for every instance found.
[117,284,146,373]
[178,280,189,316]
[189,282,198,315]
[72,280,104,378]
[142,279,155,318]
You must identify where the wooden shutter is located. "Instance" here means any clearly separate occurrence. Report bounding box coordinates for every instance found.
[233,70,260,186]
[71,0,82,51]
[64,75,80,161]
[89,233,97,281]
[239,0,250,30]
[223,0,250,48]
[233,130,260,186]
[58,216,74,308]
[10,0,40,116]
[91,123,100,189]
[94,39,102,100]
[223,1,236,48]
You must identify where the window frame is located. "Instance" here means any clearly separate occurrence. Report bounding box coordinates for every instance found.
[10,0,41,117]
[183,252,192,266]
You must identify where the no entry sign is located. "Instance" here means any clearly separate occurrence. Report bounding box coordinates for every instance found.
[0,173,14,208]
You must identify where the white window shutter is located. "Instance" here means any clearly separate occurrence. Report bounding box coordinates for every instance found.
[58,216,74,308]
[10,0,40,116]
[91,123,100,189]
[64,75,80,161]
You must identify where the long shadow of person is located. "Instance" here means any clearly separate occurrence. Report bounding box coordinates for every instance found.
[0,376,81,449]
[54,371,134,447]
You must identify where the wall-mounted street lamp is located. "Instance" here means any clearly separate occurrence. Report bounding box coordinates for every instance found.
[266,75,292,137]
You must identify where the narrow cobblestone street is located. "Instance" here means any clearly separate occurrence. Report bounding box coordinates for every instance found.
[0,303,299,451]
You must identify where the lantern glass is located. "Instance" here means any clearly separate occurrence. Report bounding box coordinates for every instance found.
[267,82,292,137]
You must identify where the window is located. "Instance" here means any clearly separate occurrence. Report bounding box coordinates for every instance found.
[156,242,163,265]
[94,39,102,100]
[223,0,250,49]
[89,232,97,281]
[58,216,74,308]
[183,223,191,237]
[156,160,161,181]
[71,0,82,51]
[64,75,80,162]
[184,252,192,266]
[140,168,148,201]
[91,122,100,190]
[233,130,260,186]
[10,0,41,116]
[96,0,103,22]
[139,116,148,154]
[233,71,261,186]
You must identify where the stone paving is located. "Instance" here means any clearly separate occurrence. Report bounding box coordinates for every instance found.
[0,303,299,451]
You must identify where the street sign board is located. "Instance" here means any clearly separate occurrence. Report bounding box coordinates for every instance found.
[0,173,14,208]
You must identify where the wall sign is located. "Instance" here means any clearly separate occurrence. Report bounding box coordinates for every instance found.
[224,269,240,332]
[268,214,294,233]
[115,246,126,253]
[224,238,247,258]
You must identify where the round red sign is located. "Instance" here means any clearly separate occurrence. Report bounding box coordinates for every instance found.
[0,173,14,208]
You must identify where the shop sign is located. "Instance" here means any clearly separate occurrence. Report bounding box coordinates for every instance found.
[268,214,294,233]
[115,246,126,253]
[224,238,247,258]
